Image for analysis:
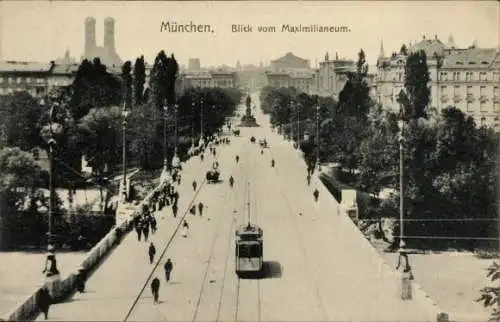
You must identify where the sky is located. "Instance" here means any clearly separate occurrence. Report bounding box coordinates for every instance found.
[0,1,498,68]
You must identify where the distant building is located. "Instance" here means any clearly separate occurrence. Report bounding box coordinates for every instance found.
[0,61,54,97]
[317,52,356,99]
[48,63,79,91]
[270,52,310,70]
[376,34,500,129]
[265,68,316,94]
[179,69,238,91]
[83,17,123,67]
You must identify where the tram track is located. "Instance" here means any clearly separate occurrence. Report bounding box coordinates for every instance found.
[234,130,262,322]
[123,134,243,322]
[192,138,251,322]
[267,146,331,322]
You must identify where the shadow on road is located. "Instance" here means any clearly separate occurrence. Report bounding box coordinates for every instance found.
[261,260,282,279]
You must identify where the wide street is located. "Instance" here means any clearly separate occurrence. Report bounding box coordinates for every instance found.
[36,93,441,322]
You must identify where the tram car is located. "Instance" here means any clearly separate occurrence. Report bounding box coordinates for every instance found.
[235,223,263,277]
[206,161,220,183]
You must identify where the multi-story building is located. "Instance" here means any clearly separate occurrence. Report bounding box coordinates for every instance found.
[265,68,316,94]
[317,52,356,98]
[48,63,79,91]
[0,61,54,97]
[376,35,500,129]
[178,69,238,91]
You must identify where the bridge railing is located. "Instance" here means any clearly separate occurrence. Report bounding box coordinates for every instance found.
[0,179,170,322]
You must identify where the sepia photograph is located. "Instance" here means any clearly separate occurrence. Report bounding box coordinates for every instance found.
[0,1,499,321]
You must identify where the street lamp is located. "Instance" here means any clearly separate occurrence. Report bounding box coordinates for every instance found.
[296,102,300,149]
[121,106,130,202]
[199,98,205,147]
[171,103,180,169]
[316,105,321,171]
[191,100,195,149]
[289,100,294,143]
[397,118,405,251]
[41,99,63,282]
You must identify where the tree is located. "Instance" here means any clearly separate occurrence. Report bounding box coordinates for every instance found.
[404,50,431,120]
[70,58,122,120]
[149,50,178,110]
[0,91,43,150]
[0,147,46,211]
[121,61,132,109]
[477,262,500,321]
[133,55,146,105]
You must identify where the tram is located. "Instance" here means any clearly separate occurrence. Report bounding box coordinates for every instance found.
[235,222,263,277]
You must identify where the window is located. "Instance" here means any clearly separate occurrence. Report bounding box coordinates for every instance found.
[479,72,487,81]
[26,77,31,83]
[16,77,22,84]
[494,102,499,111]
[494,86,499,97]
[466,72,473,81]
[454,85,460,95]
[494,72,500,81]
[480,101,486,111]
[467,86,473,95]
[0,77,3,83]
[440,72,448,81]
[467,101,473,112]
[453,72,460,81]
[440,85,447,94]
[7,77,12,83]
[237,243,262,258]
[480,86,486,96]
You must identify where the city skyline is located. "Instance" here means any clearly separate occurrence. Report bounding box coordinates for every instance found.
[1,1,498,68]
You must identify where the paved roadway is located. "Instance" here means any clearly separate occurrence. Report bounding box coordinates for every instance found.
[37,93,440,322]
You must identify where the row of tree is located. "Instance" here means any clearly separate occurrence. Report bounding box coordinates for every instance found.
[261,49,498,251]
[0,50,242,250]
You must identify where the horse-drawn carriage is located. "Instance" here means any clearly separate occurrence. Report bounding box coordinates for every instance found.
[259,139,268,148]
[233,129,241,136]
[206,161,220,183]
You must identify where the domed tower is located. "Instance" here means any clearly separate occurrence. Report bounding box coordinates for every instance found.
[84,17,96,57]
[104,17,115,52]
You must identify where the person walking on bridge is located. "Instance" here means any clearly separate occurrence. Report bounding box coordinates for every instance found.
[37,286,52,320]
[307,174,311,186]
[192,180,197,191]
[313,188,319,202]
[198,202,204,216]
[229,175,234,188]
[135,220,142,241]
[143,221,150,242]
[172,202,178,218]
[164,258,173,282]
[148,242,156,264]
[151,277,160,304]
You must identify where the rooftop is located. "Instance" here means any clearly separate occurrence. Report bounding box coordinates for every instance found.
[52,63,80,75]
[0,61,53,73]
[442,48,499,69]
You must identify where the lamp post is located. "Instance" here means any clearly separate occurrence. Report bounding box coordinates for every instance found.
[289,100,294,142]
[171,103,180,169]
[199,98,205,147]
[121,106,130,202]
[40,99,63,289]
[296,102,300,149]
[163,101,169,173]
[316,105,320,171]
[397,118,405,251]
[191,100,195,149]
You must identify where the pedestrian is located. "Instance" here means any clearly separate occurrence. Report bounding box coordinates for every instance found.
[75,266,87,293]
[37,286,52,320]
[177,174,181,185]
[229,175,234,188]
[198,202,204,216]
[172,203,178,218]
[181,220,189,238]
[148,242,156,264]
[151,277,160,304]
[135,220,142,241]
[271,159,275,167]
[200,154,204,162]
[164,258,173,282]
[307,174,311,185]
[192,180,197,191]
[143,222,150,242]
[150,216,157,234]
[313,188,319,202]
[190,205,196,215]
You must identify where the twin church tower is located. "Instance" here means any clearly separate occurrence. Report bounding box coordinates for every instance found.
[83,17,123,67]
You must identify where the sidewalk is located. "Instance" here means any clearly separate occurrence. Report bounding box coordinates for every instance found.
[34,140,235,321]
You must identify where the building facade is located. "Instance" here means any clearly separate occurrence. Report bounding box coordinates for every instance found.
[317,52,356,98]
[265,69,316,94]
[179,70,238,91]
[0,61,54,97]
[376,35,500,129]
